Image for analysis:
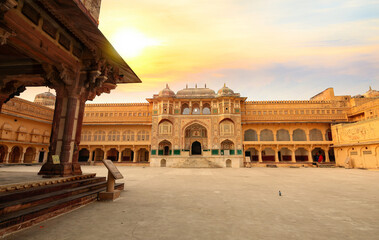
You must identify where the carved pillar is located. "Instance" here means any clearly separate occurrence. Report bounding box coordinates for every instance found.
[325,147,330,162]
[34,149,39,163]
[88,149,93,162]
[274,148,279,162]
[291,149,296,163]
[134,148,139,163]
[118,148,122,162]
[258,147,262,163]
[5,149,11,163]
[308,148,313,162]
[21,149,26,163]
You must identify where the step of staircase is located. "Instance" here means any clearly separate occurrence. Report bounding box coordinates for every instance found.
[0,175,124,237]
[174,157,222,168]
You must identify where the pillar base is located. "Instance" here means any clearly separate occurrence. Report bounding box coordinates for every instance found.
[98,190,121,201]
[38,162,81,177]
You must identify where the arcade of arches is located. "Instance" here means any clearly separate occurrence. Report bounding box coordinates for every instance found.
[1,85,378,169]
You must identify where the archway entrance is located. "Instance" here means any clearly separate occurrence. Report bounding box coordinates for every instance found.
[191,141,202,155]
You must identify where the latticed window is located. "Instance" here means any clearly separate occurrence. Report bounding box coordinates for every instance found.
[220,120,234,136]
[108,130,120,141]
[81,131,92,141]
[137,130,150,141]
[122,130,135,141]
[93,131,105,141]
[159,121,172,135]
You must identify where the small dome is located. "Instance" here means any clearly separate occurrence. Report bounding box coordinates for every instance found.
[158,84,176,97]
[34,90,56,107]
[217,84,234,96]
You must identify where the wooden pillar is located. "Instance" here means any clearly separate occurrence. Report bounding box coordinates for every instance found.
[38,89,64,175]
[71,96,87,174]
[59,94,80,176]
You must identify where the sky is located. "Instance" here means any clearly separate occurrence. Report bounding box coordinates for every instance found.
[21,0,379,103]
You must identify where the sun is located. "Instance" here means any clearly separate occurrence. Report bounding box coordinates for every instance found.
[110,29,161,59]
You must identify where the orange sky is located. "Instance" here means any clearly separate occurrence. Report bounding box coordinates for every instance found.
[21,0,379,103]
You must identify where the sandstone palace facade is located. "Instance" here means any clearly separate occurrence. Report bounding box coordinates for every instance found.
[1,85,378,169]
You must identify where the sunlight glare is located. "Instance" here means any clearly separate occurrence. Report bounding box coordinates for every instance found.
[111,29,161,59]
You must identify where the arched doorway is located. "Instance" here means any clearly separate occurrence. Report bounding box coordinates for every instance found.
[94,148,104,161]
[184,123,208,152]
[226,159,232,168]
[191,141,202,155]
[159,140,172,156]
[24,147,36,163]
[160,159,166,167]
[0,145,8,163]
[9,146,21,163]
[79,149,90,162]
[312,148,325,162]
[107,148,119,161]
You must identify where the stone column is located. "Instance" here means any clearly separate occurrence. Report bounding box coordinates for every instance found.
[5,149,11,164]
[34,149,40,163]
[308,148,313,162]
[21,149,26,163]
[274,148,279,162]
[118,148,122,162]
[291,148,296,163]
[325,147,330,162]
[88,149,93,163]
[134,148,139,163]
[148,146,151,162]
[104,148,108,160]
[258,147,262,163]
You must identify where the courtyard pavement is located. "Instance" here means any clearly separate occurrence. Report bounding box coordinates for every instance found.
[1,165,379,240]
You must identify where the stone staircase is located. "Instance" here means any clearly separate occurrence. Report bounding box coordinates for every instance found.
[0,174,124,236]
[173,157,222,168]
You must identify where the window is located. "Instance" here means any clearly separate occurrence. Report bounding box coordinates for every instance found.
[220,120,234,136]
[108,130,120,141]
[137,130,150,141]
[93,131,105,141]
[81,131,92,141]
[122,130,135,141]
[159,121,173,135]
[244,129,258,141]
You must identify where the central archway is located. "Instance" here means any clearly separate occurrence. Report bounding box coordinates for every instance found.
[191,141,202,155]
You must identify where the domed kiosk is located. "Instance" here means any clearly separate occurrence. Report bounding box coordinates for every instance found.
[34,90,56,108]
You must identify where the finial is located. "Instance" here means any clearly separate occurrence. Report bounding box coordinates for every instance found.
[369,86,372,91]
[205,83,207,88]
[224,83,226,87]
[195,83,197,88]
[166,83,169,89]
[186,84,188,89]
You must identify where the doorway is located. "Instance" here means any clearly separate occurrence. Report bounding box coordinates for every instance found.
[191,141,202,155]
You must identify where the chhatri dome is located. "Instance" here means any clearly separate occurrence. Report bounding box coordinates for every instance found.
[176,84,216,98]
[158,84,176,97]
[217,83,235,96]
[34,90,56,108]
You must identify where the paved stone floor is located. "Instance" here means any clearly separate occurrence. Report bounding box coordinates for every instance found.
[1,165,379,240]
